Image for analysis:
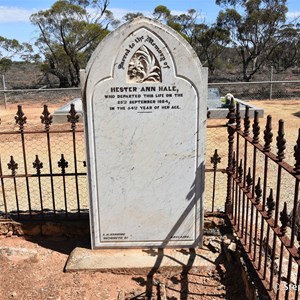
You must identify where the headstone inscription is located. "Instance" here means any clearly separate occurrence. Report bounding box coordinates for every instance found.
[81,17,207,248]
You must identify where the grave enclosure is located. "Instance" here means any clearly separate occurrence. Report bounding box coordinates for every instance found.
[82,17,208,248]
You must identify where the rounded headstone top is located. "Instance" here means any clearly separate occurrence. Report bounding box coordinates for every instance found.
[85,16,202,76]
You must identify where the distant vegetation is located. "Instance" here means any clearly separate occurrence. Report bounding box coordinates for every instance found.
[0,0,299,87]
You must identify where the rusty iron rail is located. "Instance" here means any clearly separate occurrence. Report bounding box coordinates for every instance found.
[225,98,300,299]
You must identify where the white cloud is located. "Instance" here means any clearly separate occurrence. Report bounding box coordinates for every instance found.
[109,8,204,22]
[110,7,152,20]
[287,11,300,19]
[0,6,38,23]
[170,10,187,16]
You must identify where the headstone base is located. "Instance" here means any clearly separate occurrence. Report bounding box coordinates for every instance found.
[65,246,218,274]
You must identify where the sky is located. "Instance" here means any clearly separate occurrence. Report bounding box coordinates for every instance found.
[0,0,299,45]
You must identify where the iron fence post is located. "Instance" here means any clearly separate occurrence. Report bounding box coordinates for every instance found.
[225,97,236,215]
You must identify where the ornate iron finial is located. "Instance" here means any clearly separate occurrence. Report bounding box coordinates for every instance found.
[243,106,250,136]
[238,159,243,182]
[252,111,260,143]
[280,202,289,236]
[246,167,252,192]
[40,105,53,129]
[255,177,262,204]
[226,96,235,125]
[263,115,273,152]
[207,107,211,119]
[67,104,79,129]
[236,102,241,131]
[267,189,275,218]
[276,120,286,162]
[211,149,221,168]
[294,128,300,174]
[15,105,27,130]
[58,154,68,174]
[232,151,236,173]
[33,155,43,175]
[7,156,18,176]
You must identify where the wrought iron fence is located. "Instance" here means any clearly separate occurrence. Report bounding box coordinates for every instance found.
[0,104,87,220]
[0,103,228,220]
[205,120,227,212]
[225,99,300,299]
[1,96,300,299]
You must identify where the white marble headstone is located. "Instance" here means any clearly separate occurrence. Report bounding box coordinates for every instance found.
[82,17,207,248]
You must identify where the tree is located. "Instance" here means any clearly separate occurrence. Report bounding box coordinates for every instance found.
[153,5,171,21]
[123,12,144,22]
[151,7,230,74]
[216,0,290,81]
[30,0,116,87]
[191,24,230,74]
[0,36,32,72]
[267,23,300,72]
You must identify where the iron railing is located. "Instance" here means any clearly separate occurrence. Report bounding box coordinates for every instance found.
[0,104,87,220]
[225,98,300,299]
[0,103,228,220]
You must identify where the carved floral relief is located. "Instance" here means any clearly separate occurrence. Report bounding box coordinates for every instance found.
[127,46,161,83]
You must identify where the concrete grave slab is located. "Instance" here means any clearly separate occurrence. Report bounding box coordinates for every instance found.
[51,98,83,123]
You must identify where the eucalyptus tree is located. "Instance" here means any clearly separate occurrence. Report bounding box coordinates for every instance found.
[0,37,32,72]
[267,22,300,72]
[30,0,117,87]
[216,0,291,81]
[150,6,230,74]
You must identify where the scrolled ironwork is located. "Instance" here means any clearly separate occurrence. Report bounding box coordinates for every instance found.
[207,107,211,119]
[15,105,27,131]
[33,155,43,175]
[263,115,273,152]
[252,111,260,144]
[238,159,243,183]
[267,189,275,218]
[276,119,286,162]
[40,105,53,130]
[255,177,262,205]
[211,149,221,169]
[58,154,68,174]
[243,106,250,136]
[8,156,18,176]
[280,202,289,236]
[236,102,241,131]
[246,167,253,192]
[226,97,236,125]
[67,104,79,129]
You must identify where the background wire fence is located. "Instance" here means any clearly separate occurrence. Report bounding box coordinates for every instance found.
[0,80,300,106]
[208,80,300,101]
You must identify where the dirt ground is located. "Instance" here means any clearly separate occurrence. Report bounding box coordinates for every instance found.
[0,234,247,300]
